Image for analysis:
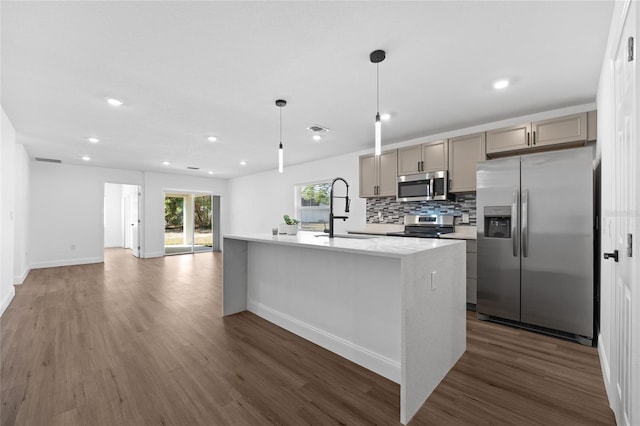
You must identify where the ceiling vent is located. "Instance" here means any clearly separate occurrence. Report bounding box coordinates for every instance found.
[35,157,62,163]
[187,166,200,170]
[306,124,331,133]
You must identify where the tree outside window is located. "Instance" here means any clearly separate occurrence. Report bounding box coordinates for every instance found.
[295,181,331,231]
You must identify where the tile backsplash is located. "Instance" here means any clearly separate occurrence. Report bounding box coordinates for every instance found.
[366,192,476,225]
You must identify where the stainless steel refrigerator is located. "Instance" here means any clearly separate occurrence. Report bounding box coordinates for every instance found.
[476,147,593,345]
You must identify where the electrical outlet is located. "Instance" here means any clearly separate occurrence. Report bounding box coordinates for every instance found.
[431,271,437,291]
[378,211,383,221]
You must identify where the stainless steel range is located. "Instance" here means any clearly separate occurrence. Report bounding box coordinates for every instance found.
[386,215,455,238]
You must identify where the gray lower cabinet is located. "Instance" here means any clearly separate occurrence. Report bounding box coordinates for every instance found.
[466,240,477,305]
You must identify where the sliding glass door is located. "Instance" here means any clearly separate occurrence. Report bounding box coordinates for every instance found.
[164,193,214,255]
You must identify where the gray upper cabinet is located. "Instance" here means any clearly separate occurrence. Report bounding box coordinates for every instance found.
[448,132,486,193]
[486,112,590,156]
[397,140,448,176]
[359,149,398,198]
[485,123,531,154]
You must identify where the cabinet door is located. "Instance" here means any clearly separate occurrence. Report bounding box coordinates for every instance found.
[397,145,422,175]
[448,133,486,192]
[486,123,530,154]
[359,154,377,198]
[531,112,587,147]
[422,140,448,172]
[378,150,398,197]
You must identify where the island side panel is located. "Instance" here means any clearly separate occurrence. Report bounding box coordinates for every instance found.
[400,241,466,424]
[246,241,402,383]
[222,237,248,316]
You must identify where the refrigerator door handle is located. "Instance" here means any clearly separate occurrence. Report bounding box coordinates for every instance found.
[522,188,529,257]
[512,188,519,257]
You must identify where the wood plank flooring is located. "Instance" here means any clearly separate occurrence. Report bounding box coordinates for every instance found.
[1,249,615,425]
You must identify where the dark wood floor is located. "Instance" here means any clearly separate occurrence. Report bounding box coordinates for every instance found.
[1,249,615,425]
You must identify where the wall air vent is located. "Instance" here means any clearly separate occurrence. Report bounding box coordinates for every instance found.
[35,157,62,163]
[187,166,200,170]
[306,124,331,133]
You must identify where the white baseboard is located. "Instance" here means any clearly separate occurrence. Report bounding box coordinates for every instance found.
[248,300,401,383]
[0,286,16,317]
[143,251,164,258]
[31,257,103,269]
[598,335,618,418]
[13,266,31,285]
[104,243,123,248]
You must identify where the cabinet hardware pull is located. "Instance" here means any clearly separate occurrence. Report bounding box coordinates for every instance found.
[527,132,530,146]
[532,131,536,145]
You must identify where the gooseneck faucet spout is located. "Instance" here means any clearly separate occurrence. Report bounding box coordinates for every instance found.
[329,177,350,238]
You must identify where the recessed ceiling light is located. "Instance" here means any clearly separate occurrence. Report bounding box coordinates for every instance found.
[82,155,91,161]
[207,136,217,142]
[493,79,510,90]
[380,113,391,121]
[88,137,100,143]
[312,135,322,141]
[162,161,170,166]
[240,161,247,166]
[106,97,123,106]
[208,171,214,175]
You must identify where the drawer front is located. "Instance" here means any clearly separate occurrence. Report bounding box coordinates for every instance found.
[467,278,477,304]
[466,251,477,279]
[466,240,477,253]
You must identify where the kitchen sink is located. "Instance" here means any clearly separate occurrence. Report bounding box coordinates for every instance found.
[314,233,380,239]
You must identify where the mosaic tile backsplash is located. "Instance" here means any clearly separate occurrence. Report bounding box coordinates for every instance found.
[366,192,476,225]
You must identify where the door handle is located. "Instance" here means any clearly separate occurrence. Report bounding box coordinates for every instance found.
[522,188,529,257]
[603,250,619,262]
[512,188,519,257]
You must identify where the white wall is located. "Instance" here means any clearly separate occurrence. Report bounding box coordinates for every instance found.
[104,183,124,248]
[228,151,367,236]
[143,172,228,258]
[13,143,31,284]
[29,162,143,268]
[1,107,17,316]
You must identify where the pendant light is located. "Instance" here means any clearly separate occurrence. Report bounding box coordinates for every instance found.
[370,49,386,156]
[276,99,287,173]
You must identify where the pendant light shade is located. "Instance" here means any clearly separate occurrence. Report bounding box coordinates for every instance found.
[276,99,287,173]
[370,50,386,156]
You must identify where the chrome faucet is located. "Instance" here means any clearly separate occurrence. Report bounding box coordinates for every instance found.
[328,177,350,238]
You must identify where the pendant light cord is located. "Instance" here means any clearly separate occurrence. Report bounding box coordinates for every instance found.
[280,107,283,144]
[376,63,380,113]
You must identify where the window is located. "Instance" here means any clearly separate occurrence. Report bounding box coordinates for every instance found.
[294,181,331,231]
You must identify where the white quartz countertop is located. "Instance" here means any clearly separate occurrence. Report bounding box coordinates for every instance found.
[347,224,405,235]
[440,225,477,240]
[223,231,462,258]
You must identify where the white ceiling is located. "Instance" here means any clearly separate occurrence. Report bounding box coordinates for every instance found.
[1,1,613,179]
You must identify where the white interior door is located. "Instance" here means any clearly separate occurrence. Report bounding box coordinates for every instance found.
[130,187,140,258]
[609,3,637,424]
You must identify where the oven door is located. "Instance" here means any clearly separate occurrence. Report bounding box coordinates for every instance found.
[397,174,429,202]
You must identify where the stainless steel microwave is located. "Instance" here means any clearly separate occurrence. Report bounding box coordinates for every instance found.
[397,171,450,202]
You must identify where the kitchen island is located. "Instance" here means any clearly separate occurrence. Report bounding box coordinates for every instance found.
[223,232,466,424]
